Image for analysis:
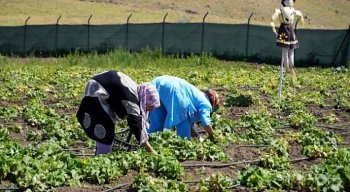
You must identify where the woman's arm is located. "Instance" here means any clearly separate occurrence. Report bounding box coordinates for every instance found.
[197,106,215,138]
[127,112,157,155]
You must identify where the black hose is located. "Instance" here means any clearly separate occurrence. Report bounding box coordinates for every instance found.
[181,157,313,168]
[62,147,93,151]
[226,184,241,189]
[0,187,21,191]
[274,126,292,129]
[290,157,313,163]
[102,179,239,192]
[181,180,201,184]
[75,153,95,157]
[181,159,261,168]
[316,125,348,130]
[235,145,270,148]
[339,132,350,136]
[102,183,131,192]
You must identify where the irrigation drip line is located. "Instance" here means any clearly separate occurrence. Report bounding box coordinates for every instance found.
[3,122,27,125]
[235,145,270,148]
[227,184,241,189]
[75,153,95,157]
[212,86,261,91]
[0,187,21,191]
[62,147,93,151]
[181,159,260,168]
[0,116,18,120]
[102,183,131,192]
[316,124,350,130]
[181,157,312,168]
[103,179,241,192]
[317,126,347,130]
[339,132,350,136]
[274,126,292,129]
[62,112,75,115]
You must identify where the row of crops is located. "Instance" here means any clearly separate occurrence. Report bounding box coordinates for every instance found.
[0,50,349,191]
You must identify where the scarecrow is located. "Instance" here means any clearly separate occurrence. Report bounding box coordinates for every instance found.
[270,0,304,100]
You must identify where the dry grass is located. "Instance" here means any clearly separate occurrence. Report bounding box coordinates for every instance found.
[0,0,349,29]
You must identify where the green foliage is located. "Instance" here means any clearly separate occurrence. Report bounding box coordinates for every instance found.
[131,173,188,192]
[335,92,350,110]
[0,106,19,119]
[238,167,296,190]
[0,126,10,142]
[225,90,259,107]
[321,113,339,124]
[259,139,291,170]
[0,141,184,191]
[149,130,228,161]
[298,127,340,158]
[0,49,349,191]
[240,107,278,145]
[196,173,236,192]
[288,110,317,129]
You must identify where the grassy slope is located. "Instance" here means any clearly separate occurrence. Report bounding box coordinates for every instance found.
[0,0,349,29]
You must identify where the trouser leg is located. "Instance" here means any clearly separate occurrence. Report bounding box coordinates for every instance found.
[176,119,192,141]
[95,141,113,155]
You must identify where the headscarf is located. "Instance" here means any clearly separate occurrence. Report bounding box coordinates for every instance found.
[137,82,160,129]
[205,89,220,113]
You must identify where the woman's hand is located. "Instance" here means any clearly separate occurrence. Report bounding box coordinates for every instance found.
[142,141,157,155]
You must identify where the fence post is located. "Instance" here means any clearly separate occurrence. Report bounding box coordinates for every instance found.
[87,14,92,51]
[23,16,31,55]
[245,13,253,58]
[294,19,299,60]
[126,14,132,50]
[55,15,62,53]
[348,25,350,67]
[201,12,209,53]
[162,12,168,53]
[331,24,350,67]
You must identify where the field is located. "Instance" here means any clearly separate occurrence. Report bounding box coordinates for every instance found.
[0,49,349,191]
[1,0,350,29]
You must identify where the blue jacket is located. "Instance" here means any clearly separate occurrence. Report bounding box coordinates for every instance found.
[149,75,212,129]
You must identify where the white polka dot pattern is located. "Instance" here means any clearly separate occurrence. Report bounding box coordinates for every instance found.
[83,113,91,129]
[94,124,106,139]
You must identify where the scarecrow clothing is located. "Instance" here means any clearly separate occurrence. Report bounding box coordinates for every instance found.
[147,75,214,140]
[76,70,160,154]
[271,0,304,49]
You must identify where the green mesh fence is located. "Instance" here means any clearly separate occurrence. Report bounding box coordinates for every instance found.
[0,23,348,67]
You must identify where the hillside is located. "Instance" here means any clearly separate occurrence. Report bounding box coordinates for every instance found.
[0,0,349,29]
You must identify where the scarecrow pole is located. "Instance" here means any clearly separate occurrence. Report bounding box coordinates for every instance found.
[278,59,283,102]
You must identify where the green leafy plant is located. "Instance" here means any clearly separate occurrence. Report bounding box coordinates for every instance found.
[288,110,317,129]
[225,90,259,107]
[131,173,188,191]
[298,127,340,158]
[196,173,236,192]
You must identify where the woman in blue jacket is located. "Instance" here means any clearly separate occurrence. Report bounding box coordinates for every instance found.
[147,75,220,141]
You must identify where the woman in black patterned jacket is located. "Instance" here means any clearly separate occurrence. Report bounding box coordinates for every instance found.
[76,70,160,155]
